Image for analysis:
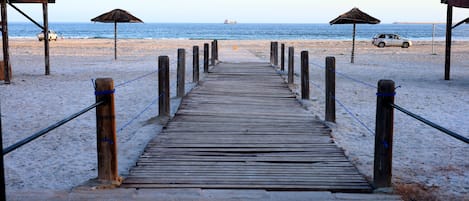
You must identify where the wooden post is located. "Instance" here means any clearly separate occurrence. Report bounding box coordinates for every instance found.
[204,43,209,73]
[301,51,309,99]
[288,47,294,84]
[95,78,119,183]
[1,0,11,84]
[193,46,199,83]
[325,57,336,123]
[374,80,395,188]
[211,41,216,66]
[43,2,50,75]
[280,43,285,71]
[214,39,218,62]
[270,42,274,65]
[158,56,170,117]
[177,48,185,98]
[444,5,452,80]
[273,42,279,66]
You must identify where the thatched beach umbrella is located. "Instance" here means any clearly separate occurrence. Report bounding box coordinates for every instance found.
[330,7,380,63]
[91,9,143,60]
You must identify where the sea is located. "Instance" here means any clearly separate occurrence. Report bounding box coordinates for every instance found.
[7,22,469,41]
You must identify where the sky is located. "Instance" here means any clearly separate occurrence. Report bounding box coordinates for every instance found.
[6,0,469,24]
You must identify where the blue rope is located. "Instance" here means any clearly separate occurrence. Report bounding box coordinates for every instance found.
[117,94,162,133]
[310,80,324,91]
[310,70,377,136]
[115,70,158,88]
[333,96,376,136]
[310,62,377,89]
[95,89,115,96]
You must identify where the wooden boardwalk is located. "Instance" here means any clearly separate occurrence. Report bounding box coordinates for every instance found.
[122,62,372,192]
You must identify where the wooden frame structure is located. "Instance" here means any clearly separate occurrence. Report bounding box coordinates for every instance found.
[1,0,55,84]
[441,0,469,80]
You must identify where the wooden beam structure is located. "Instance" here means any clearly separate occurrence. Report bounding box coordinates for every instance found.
[444,4,453,80]
[1,0,55,83]
[9,0,55,3]
[1,0,11,84]
[441,0,469,80]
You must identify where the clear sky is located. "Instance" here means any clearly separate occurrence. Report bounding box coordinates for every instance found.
[6,0,469,24]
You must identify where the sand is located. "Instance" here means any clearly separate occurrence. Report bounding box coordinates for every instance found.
[1,39,468,201]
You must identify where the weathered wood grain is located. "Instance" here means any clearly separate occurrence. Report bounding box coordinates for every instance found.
[122,62,371,193]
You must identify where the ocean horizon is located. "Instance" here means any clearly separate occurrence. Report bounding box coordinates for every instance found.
[7,22,469,41]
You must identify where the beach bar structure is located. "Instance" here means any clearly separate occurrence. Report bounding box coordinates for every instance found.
[1,0,55,84]
[441,0,469,80]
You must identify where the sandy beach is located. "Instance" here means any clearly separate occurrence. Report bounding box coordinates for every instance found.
[1,39,468,201]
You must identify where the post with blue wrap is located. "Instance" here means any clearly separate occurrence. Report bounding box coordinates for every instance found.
[95,78,120,185]
[374,79,395,188]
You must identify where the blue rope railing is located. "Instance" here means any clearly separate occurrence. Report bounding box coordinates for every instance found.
[310,62,377,89]
[115,70,159,88]
[333,96,375,136]
[116,94,162,133]
[3,101,104,155]
[391,103,468,144]
[310,80,375,136]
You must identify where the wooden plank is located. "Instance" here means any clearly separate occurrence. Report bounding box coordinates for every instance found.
[122,62,372,192]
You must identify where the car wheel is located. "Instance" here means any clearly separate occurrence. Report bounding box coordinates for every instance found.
[378,42,385,48]
[402,43,409,48]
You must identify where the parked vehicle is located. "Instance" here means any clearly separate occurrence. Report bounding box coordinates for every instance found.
[37,30,58,41]
[372,33,412,48]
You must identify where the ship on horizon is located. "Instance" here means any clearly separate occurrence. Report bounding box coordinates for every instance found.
[224,19,237,24]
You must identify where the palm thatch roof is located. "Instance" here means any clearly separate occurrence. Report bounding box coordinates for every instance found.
[91,9,143,23]
[330,7,380,25]
[441,0,469,8]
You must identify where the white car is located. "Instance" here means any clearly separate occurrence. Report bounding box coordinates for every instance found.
[37,30,58,41]
[372,33,412,48]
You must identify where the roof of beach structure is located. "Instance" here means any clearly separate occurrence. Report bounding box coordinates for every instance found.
[329,7,380,25]
[91,9,143,23]
[441,0,469,8]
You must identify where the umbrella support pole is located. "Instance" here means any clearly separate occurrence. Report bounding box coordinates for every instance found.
[351,23,356,64]
[114,22,117,60]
